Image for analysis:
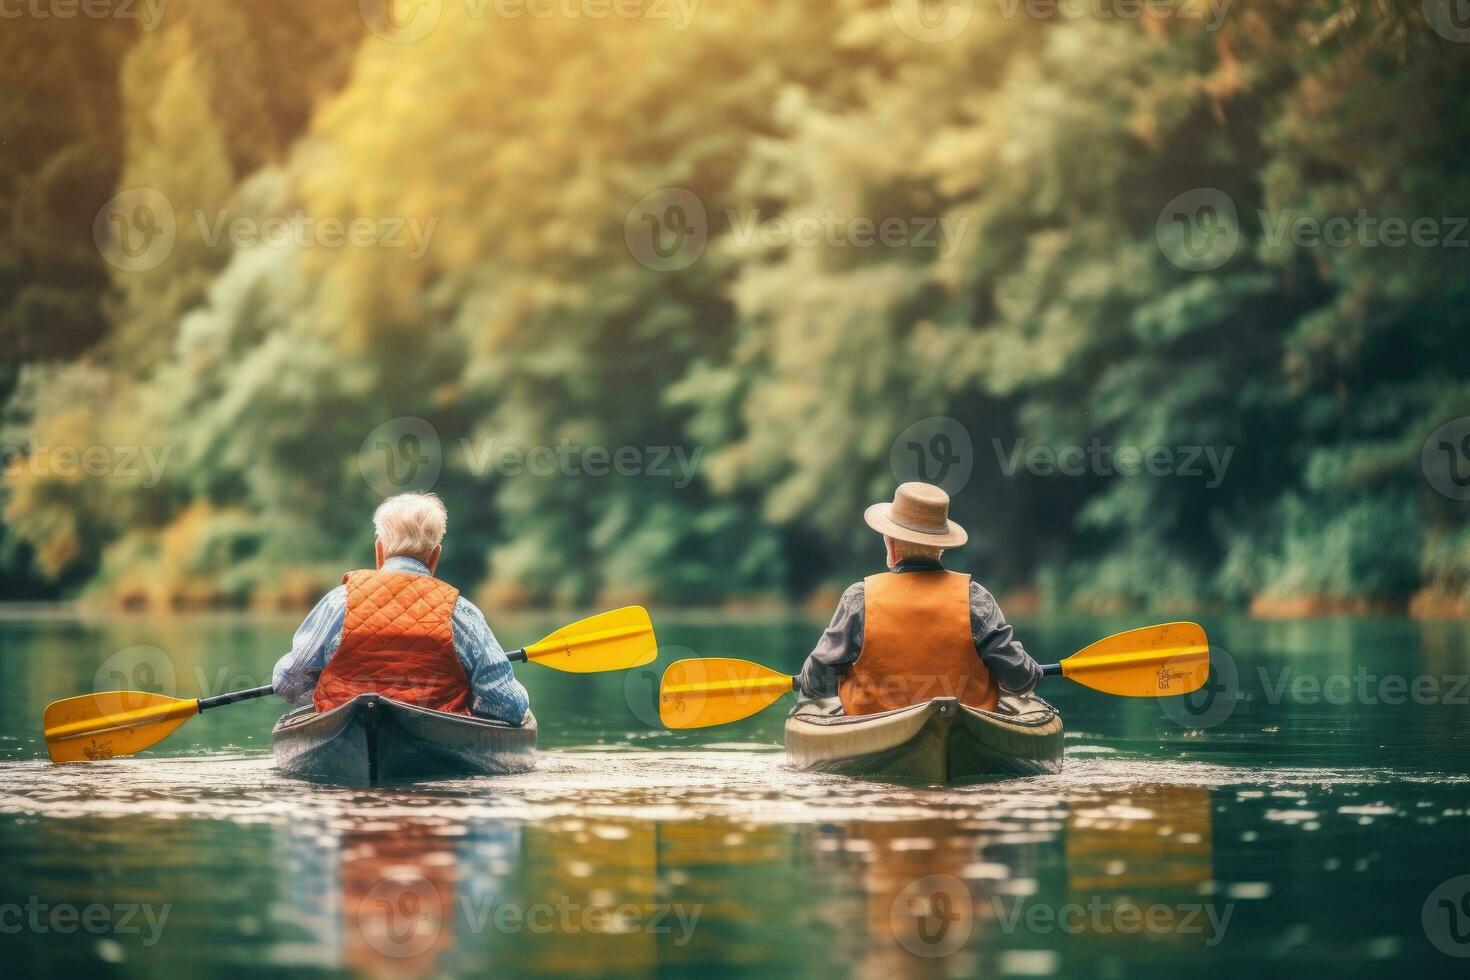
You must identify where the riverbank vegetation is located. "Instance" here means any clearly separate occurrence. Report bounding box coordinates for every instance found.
[3,1,1467,615]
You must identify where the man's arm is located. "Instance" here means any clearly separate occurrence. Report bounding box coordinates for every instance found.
[796,583,865,699]
[271,586,347,707]
[970,583,1042,695]
[452,599,531,725]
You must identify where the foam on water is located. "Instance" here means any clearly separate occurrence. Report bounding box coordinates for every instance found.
[2,745,1464,826]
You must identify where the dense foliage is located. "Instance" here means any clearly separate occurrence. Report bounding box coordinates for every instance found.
[2,0,1467,612]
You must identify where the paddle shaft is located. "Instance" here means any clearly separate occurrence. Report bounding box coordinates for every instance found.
[196,644,540,709]
[1040,662,1062,677]
[191,643,575,711]
[197,684,276,712]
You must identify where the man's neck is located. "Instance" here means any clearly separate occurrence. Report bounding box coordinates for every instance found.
[382,555,432,576]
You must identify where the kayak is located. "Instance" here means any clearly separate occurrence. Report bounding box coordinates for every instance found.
[271,693,537,785]
[784,695,1063,783]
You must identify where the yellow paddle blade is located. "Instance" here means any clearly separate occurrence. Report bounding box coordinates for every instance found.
[522,605,657,673]
[43,691,200,763]
[1061,622,1211,697]
[659,658,795,729]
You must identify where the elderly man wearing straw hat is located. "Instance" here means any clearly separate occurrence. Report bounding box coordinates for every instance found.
[797,482,1042,715]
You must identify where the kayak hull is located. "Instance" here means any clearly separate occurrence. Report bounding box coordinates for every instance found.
[271,693,536,785]
[784,695,1062,783]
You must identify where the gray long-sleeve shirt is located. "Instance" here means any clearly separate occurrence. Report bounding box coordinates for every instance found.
[796,558,1043,700]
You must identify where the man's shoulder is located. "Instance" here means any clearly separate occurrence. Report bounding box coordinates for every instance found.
[966,578,999,617]
[450,593,493,629]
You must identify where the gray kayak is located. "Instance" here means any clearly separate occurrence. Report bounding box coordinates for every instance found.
[784,695,1063,783]
[272,693,536,785]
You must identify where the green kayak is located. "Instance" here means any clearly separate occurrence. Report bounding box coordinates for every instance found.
[784,695,1063,783]
[272,693,537,785]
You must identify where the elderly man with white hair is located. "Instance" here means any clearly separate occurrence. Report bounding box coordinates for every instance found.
[272,493,529,724]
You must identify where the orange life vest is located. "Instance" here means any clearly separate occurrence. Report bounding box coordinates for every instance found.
[838,570,998,715]
[312,569,471,715]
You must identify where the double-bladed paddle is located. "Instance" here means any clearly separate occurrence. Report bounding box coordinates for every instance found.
[44,605,657,763]
[657,621,1210,729]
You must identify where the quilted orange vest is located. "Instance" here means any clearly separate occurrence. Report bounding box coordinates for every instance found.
[313,569,471,715]
[838,570,998,716]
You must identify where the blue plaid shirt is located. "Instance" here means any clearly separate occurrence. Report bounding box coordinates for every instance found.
[271,556,530,724]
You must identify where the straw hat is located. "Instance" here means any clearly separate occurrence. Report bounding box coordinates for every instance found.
[863,482,968,548]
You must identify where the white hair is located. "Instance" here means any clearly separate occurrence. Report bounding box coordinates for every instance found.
[373,493,448,561]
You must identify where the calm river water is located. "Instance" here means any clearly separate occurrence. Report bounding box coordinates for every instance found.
[1,610,1467,977]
